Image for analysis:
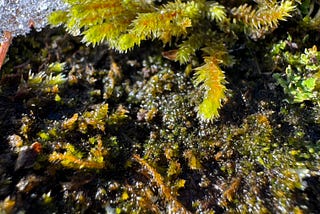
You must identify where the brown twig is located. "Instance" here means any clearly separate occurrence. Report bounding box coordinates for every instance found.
[0,31,13,71]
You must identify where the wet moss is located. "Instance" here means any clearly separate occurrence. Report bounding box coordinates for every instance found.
[0,23,319,213]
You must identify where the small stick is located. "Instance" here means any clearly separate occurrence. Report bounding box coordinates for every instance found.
[0,31,13,71]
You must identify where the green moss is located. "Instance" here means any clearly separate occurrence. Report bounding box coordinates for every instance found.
[272,40,320,104]
[49,0,296,120]
[1,1,320,213]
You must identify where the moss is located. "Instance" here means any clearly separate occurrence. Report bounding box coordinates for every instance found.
[49,0,296,120]
[0,1,320,213]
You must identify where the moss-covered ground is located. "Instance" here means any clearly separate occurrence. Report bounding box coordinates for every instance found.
[0,26,319,213]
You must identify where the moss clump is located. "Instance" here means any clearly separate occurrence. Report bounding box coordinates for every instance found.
[49,0,296,120]
[0,1,320,213]
[272,37,320,104]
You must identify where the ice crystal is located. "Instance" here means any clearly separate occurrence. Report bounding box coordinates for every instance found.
[0,0,67,42]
